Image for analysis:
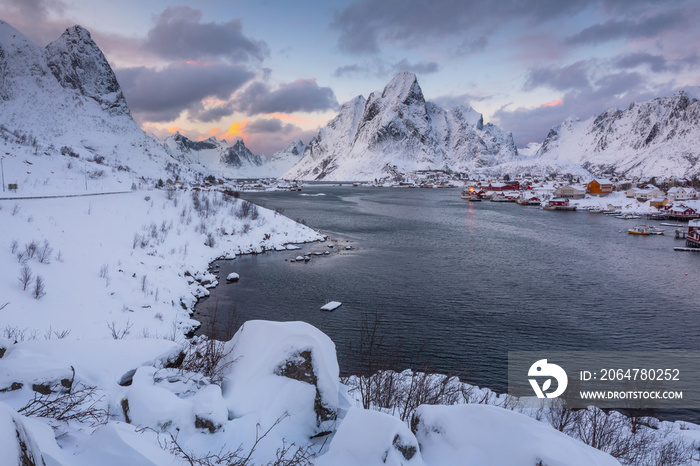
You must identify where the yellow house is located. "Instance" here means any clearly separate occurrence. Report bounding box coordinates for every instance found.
[649,197,669,209]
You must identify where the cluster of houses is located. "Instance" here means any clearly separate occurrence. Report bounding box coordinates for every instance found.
[462,176,700,219]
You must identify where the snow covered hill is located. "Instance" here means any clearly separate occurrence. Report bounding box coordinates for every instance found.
[281,72,520,181]
[536,89,700,178]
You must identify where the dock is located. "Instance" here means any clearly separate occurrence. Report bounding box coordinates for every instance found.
[673,247,700,252]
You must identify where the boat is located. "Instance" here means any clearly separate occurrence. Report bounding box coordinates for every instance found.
[616,213,641,219]
[627,225,664,235]
[628,225,652,235]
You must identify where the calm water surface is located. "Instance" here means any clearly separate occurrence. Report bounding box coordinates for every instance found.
[195,186,700,397]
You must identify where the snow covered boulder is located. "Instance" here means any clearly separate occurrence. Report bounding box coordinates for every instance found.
[0,338,182,391]
[191,384,228,433]
[316,408,424,466]
[0,402,46,466]
[0,338,13,358]
[121,367,193,432]
[0,365,74,395]
[411,404,620,465]
[226,272,240,282]
[221,320,339,438]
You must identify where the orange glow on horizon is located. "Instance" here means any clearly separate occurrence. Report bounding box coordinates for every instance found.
[540,99,563,108]
[224,121,249,139]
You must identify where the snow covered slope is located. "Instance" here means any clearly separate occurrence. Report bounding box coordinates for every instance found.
[536,90,700,178]
[282,72,519,181]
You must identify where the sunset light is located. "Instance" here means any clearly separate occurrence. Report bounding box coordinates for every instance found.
[540,99,563,108]
[224,120,248,138]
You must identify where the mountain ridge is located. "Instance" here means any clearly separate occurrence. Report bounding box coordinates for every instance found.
[282,72,519,181]
[535,90,700,178]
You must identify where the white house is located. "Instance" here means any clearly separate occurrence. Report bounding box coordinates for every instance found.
[554,185,587,199]
[626,187,664,201]
[667,186,697,202]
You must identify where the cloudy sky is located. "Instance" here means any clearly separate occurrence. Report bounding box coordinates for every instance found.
[2,0,699,155]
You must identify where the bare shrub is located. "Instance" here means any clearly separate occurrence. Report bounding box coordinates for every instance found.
[43,327,71,339]
[164,413,314,466]
[9,239,18,253]
[1,325,37,342]
[107,319,133,339]
[18,383,107,426]
[204,231,217,248]
[237,200,252,219]
[132,233,141,249]
[178,335,235,386]
[33,275,45,299]
[24,240,38,259]
[250,204,259,220]
[18,264,33,290]
[545,398,580,435]
[36,240,53,264]
[60,146,79,158]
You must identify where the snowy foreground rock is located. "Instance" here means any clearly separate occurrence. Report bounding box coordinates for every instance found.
[0,320,622,465]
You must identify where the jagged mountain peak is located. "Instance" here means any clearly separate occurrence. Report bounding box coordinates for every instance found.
[449,105,483,130]
[380,71,424,106]
[282,73,518,181]
[45,24,129,114]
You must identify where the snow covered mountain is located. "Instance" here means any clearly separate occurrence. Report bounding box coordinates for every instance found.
[0,21,288,193]
[535,90,700,178]
[163,133,304,179]
[0,20,191,191]
[282,72,519,181]
[267,139,306,174]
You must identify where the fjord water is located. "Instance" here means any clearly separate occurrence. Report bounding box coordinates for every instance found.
[196,186,700,395]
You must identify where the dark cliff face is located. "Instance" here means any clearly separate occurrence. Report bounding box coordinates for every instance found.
[45,25,129,115]
[224,140,264,168]
[172,133,218,151]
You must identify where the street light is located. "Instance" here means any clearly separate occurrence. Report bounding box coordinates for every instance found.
[1,155,6,193]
